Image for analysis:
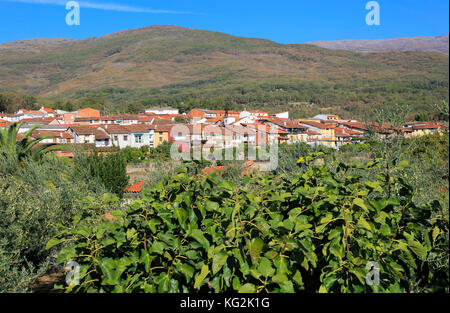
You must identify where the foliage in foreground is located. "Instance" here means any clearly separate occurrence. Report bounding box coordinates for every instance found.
[0,148,113,293]
[74,150,129,198]
[0,122,62,164]
[49,153,448,293]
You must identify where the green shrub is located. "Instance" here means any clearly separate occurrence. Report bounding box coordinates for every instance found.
[0,150,111,292]
[49,153,448,293]
[74,151,129,198]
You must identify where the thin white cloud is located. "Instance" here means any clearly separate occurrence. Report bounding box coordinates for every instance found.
[1,0,196,14]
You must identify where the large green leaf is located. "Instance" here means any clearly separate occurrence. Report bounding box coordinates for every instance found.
[249,237,264,263]
[258,257,275,277]
[179,263,195,281]
[194,264,210,289]
[45,237,65,250]
[189,229,210,251]
[212,251,228,275]
[405,235,428,260]
[238,283,256,293]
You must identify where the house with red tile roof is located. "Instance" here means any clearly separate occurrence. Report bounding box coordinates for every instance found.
[337,121,368,132]
[73,114,140,126]
[76,108,100,118]
[224,125,257,147]
[337,120,397,139]
[19,109,46,116]
[187,109,218,124]
[138,115,155,124]
[240,110,269,119]
[39,106,57,116]
[97,124,155,149]
[31,130,74,144]
[212,110,240,124]
[402,121,447,138]
[205,117,224,124]
[334,127,360,148]
[74,116,116,125]
[243,122,289,145]
[0,119,11,128]
[144,107,179,115]
[298,119,339,148]
[203,125,226,148]
[312,114,341,121]
[259,117,308,144]
[19,117,63,126]
[67,126,110,147]
[231,116,257,126]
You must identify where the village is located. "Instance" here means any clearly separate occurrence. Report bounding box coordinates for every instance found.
[0,106,448,157]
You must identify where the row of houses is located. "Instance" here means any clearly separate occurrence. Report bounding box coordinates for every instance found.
[66,124,172,149]
[1,106,448,152]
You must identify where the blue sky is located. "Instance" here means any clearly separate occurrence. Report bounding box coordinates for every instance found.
[0,0,448,44]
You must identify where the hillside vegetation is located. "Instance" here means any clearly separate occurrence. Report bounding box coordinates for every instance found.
[0,25,448,119]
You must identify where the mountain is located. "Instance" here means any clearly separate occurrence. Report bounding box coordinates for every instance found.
[0,25,448,118]
[307,35,449,54]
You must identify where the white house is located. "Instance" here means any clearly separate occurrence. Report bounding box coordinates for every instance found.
[125,124,155,148]
[97,125,128,148]
[232,116,257,126]
[67,126,110,147]
[111,114,139,125]
[145,107,179,115]
[0,113,23,122]
[99,124,155,149]
[312,114,341,121]
[240,110,269,119]
[274,112,289,119]
[225,125,257,147]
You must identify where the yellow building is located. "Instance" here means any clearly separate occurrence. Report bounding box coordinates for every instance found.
[153,125,171,147]
[298,120,337,148]
[403,122,447,138]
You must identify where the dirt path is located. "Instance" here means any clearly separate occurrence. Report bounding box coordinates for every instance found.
[29,267,64,293]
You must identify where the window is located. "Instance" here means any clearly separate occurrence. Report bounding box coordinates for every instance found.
[135,134,143,143]
[114,135,118,141]
[123,135,128,141]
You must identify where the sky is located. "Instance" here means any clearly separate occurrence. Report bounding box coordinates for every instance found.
[0,0,448,44]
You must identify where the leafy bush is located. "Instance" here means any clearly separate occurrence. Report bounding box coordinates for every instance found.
[74,151,129,198]
[49,153,448,293]
[121,147,145,163]
[273,142,330,177]
[0,150,111,292]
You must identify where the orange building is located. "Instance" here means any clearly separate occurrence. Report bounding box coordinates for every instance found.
[63,113,76,124]
[77,108,100,118]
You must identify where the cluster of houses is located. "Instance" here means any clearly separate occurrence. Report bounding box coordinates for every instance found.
[1,106,448,156]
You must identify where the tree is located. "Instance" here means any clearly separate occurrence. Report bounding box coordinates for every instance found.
[75,150,129,198]
[414,112,429,122]
[0,122,62,164]
[174,116,186,123]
